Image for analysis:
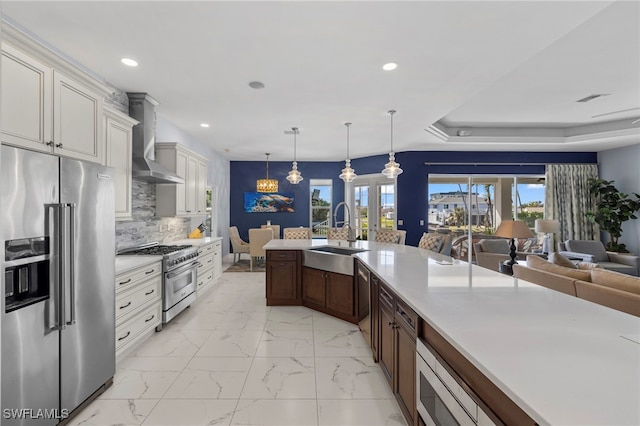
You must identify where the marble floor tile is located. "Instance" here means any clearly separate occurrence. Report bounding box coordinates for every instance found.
[142,399,237,425]
[265,307,314,331]
[254,330,315,357]
[69,271,400,425]
[67,399,158,426]
[117,356,192,372]
[317,399,406,426]
[240,357,316,399]
[101,369,180,399]
[315,357,394,399]
[215,310,269,331]
[231,399,318,426]
[164,357,253,399]
[312,311,360,331]
[166,309,227,330]
[314,330,372,357]
[133,329,212,357]
[195,330,263,357]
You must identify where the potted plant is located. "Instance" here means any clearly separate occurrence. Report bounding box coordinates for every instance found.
[586,178,640,253]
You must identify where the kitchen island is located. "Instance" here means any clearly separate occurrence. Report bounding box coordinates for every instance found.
[264,239,640,426]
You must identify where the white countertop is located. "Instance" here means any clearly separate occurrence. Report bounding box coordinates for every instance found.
[115,255,162,275]
[169,236,222,247]
[115,237,222,274]
[264,239,640,426]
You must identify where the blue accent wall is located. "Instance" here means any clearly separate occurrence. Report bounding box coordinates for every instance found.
[231,151,597,245]
[230,160,343,240]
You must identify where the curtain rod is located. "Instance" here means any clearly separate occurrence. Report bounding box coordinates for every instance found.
[424,162,598,166]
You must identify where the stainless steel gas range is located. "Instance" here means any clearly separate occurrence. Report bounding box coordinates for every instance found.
[118,242,198,329]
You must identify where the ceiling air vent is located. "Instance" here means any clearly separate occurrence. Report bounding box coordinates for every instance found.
[576,94,609,103]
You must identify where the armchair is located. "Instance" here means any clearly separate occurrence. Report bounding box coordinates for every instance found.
[473,239,537,271]
[558,240,639,276]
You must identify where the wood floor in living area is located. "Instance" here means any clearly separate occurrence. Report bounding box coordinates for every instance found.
[69,256,406,425]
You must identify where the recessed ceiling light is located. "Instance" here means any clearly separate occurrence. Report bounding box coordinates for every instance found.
[248,81,265,89]
[382,62,397,71]
[121,58,138,67]
[200,123,210,128]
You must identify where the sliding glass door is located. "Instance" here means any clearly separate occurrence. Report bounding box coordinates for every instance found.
[352,175,397,241]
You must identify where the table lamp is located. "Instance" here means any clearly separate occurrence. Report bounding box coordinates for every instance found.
[534,219,561,254]
[494,220,535,267]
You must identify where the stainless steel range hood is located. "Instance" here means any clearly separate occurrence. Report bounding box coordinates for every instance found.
[128,93,184,184]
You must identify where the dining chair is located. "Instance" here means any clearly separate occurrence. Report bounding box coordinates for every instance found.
[261,224,281,239]
[374,229,406,244]
[248,228,274,271]
[229,226,250,263]
[283,227,312,239]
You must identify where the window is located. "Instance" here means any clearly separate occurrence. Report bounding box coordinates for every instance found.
[310,179,332,238]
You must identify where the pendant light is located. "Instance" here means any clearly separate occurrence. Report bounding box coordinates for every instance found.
[256,153,278,192]
[339,122,357,182]
[286,127,303,184]
[381,109,403,179]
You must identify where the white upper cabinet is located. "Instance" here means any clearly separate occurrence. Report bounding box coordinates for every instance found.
[155,142,208,217]
[104,107,138,220]
[1,44,52,151]
[1,24,112,164]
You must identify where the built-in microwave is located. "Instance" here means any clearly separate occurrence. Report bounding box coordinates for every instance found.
[416,338,496,426]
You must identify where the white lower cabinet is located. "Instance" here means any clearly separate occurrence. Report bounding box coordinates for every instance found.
[196,240,222,296]
[115,260,162,360]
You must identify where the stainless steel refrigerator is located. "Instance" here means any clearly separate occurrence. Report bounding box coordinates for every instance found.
[1,145,115,425]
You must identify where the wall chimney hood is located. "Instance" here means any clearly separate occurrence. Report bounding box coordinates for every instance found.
[128,93,184,184]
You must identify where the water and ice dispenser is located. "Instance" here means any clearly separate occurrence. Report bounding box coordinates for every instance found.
[4,237,50,312]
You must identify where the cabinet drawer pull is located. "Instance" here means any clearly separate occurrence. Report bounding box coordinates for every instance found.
[46,141,54,146]
[119,278,132,285]
[398,310,413,327]
[55,143,63,148]
[119,301,132,310]
[279,262,287,266]
[145,269,155,275]
[145,289,155,296]
[144,314,155,323]
[207,259,212,264]
[117,331,131,341]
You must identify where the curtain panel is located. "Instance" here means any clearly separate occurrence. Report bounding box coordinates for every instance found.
[545,164,599,246]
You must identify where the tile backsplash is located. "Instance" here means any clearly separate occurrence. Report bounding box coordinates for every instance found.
[115,179,191,251]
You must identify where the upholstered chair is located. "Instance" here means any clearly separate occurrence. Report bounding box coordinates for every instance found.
[374,229,406,245]
[248,228,274,271]
[473,239,511,271]
[283,227,312,239]
[261,224,281,239]
[558,240,639,276]
[229,226,250,263]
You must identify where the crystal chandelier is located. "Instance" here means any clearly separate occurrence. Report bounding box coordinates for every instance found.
[339,122,357,182]
[286,127,303,184]
[381,109,403,179]
[256,153,278,192]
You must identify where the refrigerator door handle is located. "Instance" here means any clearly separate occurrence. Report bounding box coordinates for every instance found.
[46,203,65,331]
[66,203,77,325]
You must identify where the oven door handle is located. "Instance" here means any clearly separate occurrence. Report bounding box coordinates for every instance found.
[166,261,197,278]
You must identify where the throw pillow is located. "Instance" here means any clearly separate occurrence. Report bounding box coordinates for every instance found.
[418,233,443,252]
[590,269,640,295]
[526,254,592,281]
[549,252,577,269]
[576,262,602,270]
[479,239,510,254]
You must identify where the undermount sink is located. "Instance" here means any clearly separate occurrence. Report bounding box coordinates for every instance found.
[303,245,368,276]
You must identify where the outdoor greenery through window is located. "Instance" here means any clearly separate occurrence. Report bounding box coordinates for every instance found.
[310,180,332,237]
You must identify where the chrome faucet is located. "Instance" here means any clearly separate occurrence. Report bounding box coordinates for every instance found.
[333,201,356,243]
